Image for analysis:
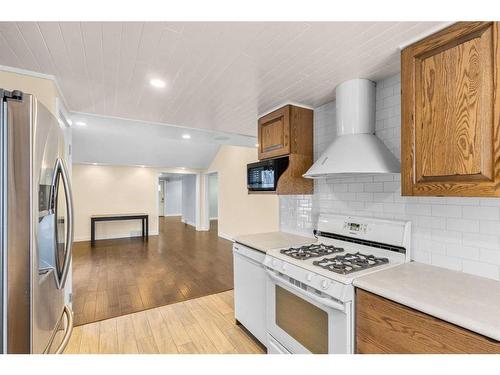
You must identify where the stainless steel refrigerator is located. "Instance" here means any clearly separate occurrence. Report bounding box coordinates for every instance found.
[1,89,74,354]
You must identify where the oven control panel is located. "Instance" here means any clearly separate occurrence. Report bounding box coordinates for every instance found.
[343,221,367,235]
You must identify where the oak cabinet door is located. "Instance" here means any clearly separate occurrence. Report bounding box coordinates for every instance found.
[258,106,290,159]
[356,289,500,354]
[402,22,500,196]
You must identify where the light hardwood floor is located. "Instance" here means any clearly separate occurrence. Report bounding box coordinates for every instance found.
[64,290,265,354]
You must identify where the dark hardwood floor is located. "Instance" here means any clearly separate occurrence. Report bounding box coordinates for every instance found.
[72,217,233,326]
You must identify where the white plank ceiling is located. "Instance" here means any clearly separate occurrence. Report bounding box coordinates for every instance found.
[0,22,447,136]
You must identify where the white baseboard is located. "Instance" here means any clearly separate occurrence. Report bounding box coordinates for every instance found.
[209,217,218,221]
[163,213,182,217]
[74,230,159,243]
[181,218,196,227]
[218,231,234,242]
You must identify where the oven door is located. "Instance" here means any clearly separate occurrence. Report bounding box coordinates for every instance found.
[266,269,352,354]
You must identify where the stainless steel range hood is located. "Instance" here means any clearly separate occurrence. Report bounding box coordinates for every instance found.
[304,78,400,178]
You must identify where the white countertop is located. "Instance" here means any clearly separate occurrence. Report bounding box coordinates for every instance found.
[353,262,500,341]
[233,231,314,253]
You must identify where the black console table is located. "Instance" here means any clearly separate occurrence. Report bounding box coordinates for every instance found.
[90,213,149,246]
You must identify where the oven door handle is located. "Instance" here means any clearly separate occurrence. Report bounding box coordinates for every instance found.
[266,269,346,312]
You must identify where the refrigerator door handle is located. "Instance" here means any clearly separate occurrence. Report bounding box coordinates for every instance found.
[43,305,74,354]
[50,158,74,289]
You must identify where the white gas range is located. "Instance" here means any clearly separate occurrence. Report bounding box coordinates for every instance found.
[264,214,411,354]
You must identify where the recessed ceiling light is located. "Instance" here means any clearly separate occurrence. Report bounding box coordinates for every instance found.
[75,121,86,126]
[150,78,166,88]
[179,167,186,170]
[182,134,191,139]
[92,163,98,165]
[255,143,260,148]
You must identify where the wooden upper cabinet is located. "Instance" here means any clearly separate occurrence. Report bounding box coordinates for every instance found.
[255,104,314,195]
[401,22,500,197]
[258,106,291,159]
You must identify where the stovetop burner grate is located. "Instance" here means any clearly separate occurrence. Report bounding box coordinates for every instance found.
[280,243,344,260]
[312,252,389,275]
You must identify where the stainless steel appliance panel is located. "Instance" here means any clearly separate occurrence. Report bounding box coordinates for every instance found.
[1,91,73,354]
[5,96,32,353]
[31,99,70,354]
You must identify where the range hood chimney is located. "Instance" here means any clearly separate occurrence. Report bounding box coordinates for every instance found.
[304,78,400,178]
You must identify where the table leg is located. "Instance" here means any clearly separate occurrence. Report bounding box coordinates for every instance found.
[91,219,95,246]
[146,216,149,238]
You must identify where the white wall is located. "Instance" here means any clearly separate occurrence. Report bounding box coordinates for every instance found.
[165,179,182,216]
[206,145,279,240]
[72,164,158,241]
[181,174,197,226]
[208,174,218,219]
[280,74,500,281]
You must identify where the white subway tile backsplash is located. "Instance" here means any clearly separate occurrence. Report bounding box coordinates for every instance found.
[364,183,384,192]
[373,192,394,203]
[431,253,462,271]
[383,181,400,192]
[479,248,500,265]
[412,250,431,263]
[480,221,500,235]
[479,198,500,207]
[431,229,462,245]
[431,204,462,218]
[462,260,499,280]
[333,184,348,193]
[463,206,500,221]
[279,74,500,281]
[445,243,479,260]
[406,203,431,216]
[373,175,395,182]
[446,218,480,233]
[463,233,500,250]
[348,183,364,192]
[383,203,405,214]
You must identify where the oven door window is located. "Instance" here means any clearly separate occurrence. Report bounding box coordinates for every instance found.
[275,285,329,354]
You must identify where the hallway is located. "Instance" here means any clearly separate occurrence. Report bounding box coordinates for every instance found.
[72,217,234,326]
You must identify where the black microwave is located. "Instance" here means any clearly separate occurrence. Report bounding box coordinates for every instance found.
[247,157,289,192]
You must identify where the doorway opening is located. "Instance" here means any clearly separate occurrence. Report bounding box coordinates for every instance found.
[207,172,219,231]
[158,173,183,220]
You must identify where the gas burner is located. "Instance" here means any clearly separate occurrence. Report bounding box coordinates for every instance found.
[312,252,389,275]
[280,243,344,260]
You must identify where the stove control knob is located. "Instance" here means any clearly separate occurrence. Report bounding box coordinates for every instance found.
[321,280,329,290]
[306,273,313,282]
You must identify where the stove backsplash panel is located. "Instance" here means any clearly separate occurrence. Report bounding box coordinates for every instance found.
[280,74,500,281]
